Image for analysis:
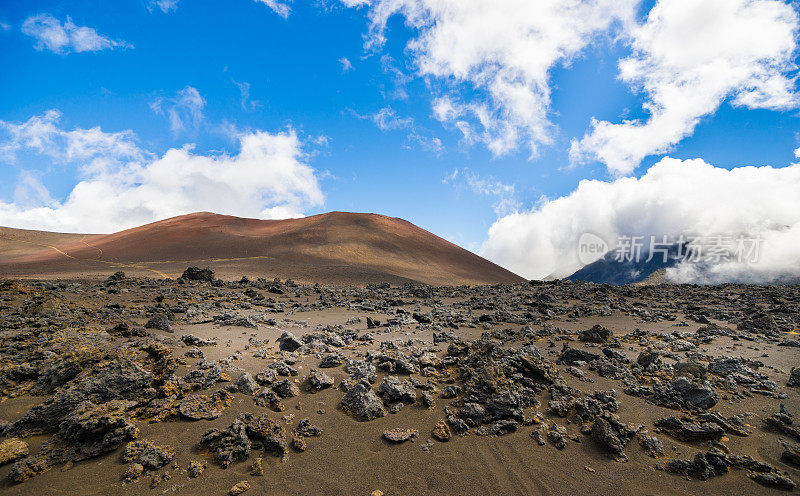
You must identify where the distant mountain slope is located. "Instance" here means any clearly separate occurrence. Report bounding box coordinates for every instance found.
[566,244,682,285]
[0,212,524,285]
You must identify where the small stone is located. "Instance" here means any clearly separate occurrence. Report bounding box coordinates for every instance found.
[748,472,795,491]
[250,457,264,476]
[340,382,386,421]
[432,421,451,442]
[179,391,233,420]
[123,440,175,470]
[181,266,214,282]
[0,438,29,466]
[272,379,300,398]
[187,460,205,478]
[229,480,251,495]
[579,325,612,343]
[531,428,547,446]
[383,428,419,443]
[788,367,800,387]
[291,436,307,452]
[307,369,334,392]
[277,331,303,352]
[145,314,172,332]
[122,463,144,483]
[236,373,259,395]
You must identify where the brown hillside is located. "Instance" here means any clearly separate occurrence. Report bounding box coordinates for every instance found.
[0,212,524,285]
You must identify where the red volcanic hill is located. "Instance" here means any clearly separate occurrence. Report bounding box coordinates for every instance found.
[0,212,525,285]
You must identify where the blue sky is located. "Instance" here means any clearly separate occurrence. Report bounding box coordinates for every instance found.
[2,0,800,281]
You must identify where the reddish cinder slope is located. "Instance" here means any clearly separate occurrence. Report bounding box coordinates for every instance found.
[0,212,524,285]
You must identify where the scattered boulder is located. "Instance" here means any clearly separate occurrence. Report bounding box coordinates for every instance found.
[383,428,418,443]
[319,354,345,368]
[277,332,303,352]
[122,440,175,470]
[236,373,259,396]
[344,360,377,383]
[181,267,214,282]
[187,460,205,478]
[213,313,257,329]
[788,367,800,387]
[591,417,634,461]
[179,391,233,420]
[181,334,217,347]
[432,421,451,442]
[295,418,322,437]
[246,414,289,459]
[377,376,416,405]
[654,417,724,442]
[122,463,144,483]
[145,314,172,332]
[229,480,251,495]
[579,325,612,343]
[250,457,263,476]
[0,439,28,466]
[306,369,334,392]
[340,382,386,421]
[58,400,140,459]
[781,440,800,467]
[748,472,796,491]
[272,379,300,398]
[652,377,718,411]
[558,347,600,365]
[762,405,800,440]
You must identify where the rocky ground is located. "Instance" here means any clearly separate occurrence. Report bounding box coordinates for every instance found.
[0,268,798,495]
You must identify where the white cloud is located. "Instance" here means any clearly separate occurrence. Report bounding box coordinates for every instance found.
[146,0,180,13]
[344,0,637,157]
[0,111,324,233]
[351,106,444,153]
[0,109,145,168]
[406,131,443,154]
[21,14,131,54]
[233,80,261,111]
[0,21,11,31]
[370,107,413,131]
[339,57,353,73]
[255,0,292,18]
[444,168,518,215]
[482,157,800,283]
[571,0,800,175]
[150,86,206,134]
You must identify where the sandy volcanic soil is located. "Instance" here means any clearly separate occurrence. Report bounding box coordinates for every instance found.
[0,275,798,495]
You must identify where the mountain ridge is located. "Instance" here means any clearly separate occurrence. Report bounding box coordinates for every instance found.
[0,211,524,286]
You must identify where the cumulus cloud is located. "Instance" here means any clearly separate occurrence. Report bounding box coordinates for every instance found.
[146,0,180,13]
[481,157,800,283]
[150,86,206,134]
[571,0,800,175]
[0,111,324,233]
[22,14,131,54]
[344,0,637,157]
[255,0,292,18]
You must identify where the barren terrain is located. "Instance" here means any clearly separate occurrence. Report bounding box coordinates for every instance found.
[0,271,798,495]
